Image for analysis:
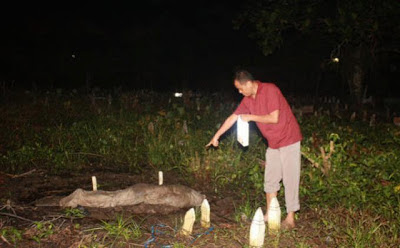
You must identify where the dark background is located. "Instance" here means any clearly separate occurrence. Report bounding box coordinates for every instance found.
[0,1,398,98]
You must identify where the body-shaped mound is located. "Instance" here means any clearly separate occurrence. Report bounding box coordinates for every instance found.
[57,183,205,208]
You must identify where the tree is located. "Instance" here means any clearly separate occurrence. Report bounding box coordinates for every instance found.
[234,0,400,103]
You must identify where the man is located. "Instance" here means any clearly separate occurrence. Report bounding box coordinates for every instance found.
[206,70,302,229]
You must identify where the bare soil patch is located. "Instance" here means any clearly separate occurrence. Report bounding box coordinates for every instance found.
[0,169,327,247]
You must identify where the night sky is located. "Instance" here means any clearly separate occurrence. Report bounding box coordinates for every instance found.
[0,1,398,96]
[1,1,256,91]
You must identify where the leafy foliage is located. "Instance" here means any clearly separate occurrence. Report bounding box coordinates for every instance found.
[0,226,22,246]
[0,89,399,245]
[234,0,400,102]
[234,0,400,56]
[31,221,55,244]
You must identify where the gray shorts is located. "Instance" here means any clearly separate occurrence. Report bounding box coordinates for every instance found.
[264,141,301,213]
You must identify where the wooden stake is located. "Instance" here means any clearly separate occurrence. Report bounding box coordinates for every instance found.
[92,176,97,191]
[158,171,163,185]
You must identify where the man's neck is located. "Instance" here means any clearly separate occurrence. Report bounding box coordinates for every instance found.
[251,81,258,99]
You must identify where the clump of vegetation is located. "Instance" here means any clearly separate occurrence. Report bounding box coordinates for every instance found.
[0,89,399,246]
[0,226,22,246]
[99,215,142,245]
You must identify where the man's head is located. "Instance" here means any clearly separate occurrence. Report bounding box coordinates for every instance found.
[233,70,257,97]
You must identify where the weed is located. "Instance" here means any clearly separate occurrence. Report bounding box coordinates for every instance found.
[234,197,262,224]
[0,226,22,246]
[99,215,141,247]
[64,207,86,218]
[172,243,186,248]
[31,221,55,244]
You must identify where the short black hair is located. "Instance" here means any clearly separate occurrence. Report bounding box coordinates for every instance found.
[234,70,254,84]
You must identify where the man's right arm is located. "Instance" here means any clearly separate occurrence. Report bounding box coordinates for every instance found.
[206,114,238,147]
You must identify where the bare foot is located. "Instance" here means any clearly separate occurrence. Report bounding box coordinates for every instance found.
[264,213,268,223]
[281,219,295,230]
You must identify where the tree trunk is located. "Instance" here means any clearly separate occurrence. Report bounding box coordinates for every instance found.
[341,44,366,105]
[348,64,364,104]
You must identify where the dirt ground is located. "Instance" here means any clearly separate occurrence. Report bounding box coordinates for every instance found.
[0,169,330,247]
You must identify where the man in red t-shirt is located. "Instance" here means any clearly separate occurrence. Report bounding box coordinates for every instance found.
[206,70,302,229]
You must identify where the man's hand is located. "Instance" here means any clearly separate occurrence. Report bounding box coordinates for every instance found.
[206,137,219,147]
[205,114,238,148]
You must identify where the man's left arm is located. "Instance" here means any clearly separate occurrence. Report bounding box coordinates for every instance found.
[240,110,279,124]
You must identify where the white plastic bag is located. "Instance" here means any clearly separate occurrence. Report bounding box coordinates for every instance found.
[237,115,249,147]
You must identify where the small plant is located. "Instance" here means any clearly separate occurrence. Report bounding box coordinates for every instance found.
[234,198,258,224]
[64,207,86,218]
[99,215,142,246]
[0,226,22,246]
[172,243,186,248]
[77,242,103,248]
[31,221,55,244]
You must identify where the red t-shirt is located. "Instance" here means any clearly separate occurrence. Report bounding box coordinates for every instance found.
[234,81,302,149]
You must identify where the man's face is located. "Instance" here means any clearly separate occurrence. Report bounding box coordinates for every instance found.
[234,80,252,97]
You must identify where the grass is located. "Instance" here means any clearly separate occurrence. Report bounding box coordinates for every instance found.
[318,207,399,247]
[83,215,142,247]
[0,89,399,247]
[100,215,142,244]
